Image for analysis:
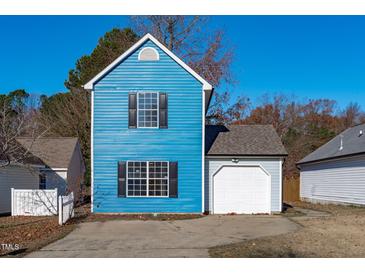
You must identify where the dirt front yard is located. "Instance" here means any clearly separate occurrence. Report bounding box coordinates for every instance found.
[0,215,75,257]
[209,202,365,257]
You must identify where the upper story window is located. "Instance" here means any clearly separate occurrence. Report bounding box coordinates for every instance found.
[138,47,160,61]
[137,92,159,128]
[128,92,167,129]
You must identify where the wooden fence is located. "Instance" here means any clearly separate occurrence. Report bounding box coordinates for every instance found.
[283,177,300,202]
[11,188,58,216]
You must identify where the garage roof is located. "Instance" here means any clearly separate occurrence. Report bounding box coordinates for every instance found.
[205,125,287,156]
[16,137,79,168]
[297,123,365,165]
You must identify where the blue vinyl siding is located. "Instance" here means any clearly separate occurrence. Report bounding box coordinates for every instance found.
[93,40,203,213]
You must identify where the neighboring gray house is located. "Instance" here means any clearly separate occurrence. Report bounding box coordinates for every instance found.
[205,125,287,214]
[0,137,85,214]
[297,123,365,206]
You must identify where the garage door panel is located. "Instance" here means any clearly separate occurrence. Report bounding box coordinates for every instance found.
[213,166,270,214]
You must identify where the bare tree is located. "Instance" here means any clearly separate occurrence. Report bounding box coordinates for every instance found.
[207,91,251,125]
[341,102,365,129]
[131,16,235,87]
[39,88,91,176]
[0,90,47,167]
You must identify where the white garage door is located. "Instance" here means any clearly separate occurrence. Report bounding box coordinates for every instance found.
[213,166,270,214]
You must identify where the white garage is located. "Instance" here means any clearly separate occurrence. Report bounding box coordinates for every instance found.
[205,125,287,214]
[213,165,271,214]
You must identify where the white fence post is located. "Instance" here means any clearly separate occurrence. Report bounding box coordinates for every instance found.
[58,192,74,225]
[11,188,14,216]
[55,188,58,212]
[58,195,63,225]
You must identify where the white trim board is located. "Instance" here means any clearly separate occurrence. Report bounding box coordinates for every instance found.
[206,156,286,160]
[201,86,205,213]
[91,89,94,213]
[83,33,212,91]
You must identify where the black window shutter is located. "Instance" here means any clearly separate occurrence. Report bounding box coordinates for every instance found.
[159,93,168,128]
[128,93,137,128]
[118,161,127,197]
[169,162,178,198]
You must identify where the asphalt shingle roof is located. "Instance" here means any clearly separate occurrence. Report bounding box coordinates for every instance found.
[205,124,287,156]
[16,137,78,168]
[297,123,365,165]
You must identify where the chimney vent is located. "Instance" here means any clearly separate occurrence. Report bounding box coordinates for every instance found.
[359,130,363,137]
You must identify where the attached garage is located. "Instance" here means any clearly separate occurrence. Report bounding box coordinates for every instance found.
[205,125,287,214]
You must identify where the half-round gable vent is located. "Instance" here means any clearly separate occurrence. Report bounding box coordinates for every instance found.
[138,47,159,61]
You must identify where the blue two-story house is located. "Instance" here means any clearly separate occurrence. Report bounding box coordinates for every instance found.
[85,33,287,214]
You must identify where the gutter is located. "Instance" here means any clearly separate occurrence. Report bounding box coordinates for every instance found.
[296,151,365,167]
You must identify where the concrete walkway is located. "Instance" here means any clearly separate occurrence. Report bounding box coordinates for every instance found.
[27,215,299,258]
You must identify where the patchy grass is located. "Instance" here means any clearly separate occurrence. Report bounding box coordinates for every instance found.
[210,202,365,258]
[0,215,75,257]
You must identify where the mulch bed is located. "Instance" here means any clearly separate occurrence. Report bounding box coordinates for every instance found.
[72,204,205,223]
[82,213,204,222]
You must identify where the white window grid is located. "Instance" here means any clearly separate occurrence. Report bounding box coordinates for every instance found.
[126,161,169,197]
[137,92,159,128]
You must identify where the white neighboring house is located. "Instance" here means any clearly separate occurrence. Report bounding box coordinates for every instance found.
[0,137,85,214]
[297,123,365,206]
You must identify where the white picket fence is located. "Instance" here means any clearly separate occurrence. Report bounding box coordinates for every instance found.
[11,188,75,225]
[58,192,74,225]
[11,188,58,216]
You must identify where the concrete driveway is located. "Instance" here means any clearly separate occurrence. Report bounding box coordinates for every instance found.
[27,215,299,257]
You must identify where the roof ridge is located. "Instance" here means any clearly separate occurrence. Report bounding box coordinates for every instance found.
[349,122,365,129]
[228,124,275,127]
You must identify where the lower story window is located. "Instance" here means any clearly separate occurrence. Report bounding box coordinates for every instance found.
[127,161,168,197]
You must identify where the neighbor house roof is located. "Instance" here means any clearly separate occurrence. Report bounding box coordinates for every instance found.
[297,123,365,165]
[16,137,79,168]
[83,33,213,112]
[205,125,287,156]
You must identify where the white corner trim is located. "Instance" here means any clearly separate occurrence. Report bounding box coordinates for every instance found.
[138,46,160,61]
[279,159,283,212]
[91,90,94,213]
[202,87,205,213]
[83,33,212,90]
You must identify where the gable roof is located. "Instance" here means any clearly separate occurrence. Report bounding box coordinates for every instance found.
[83,33,213,92]
[205,125,287,156]
[297,123,365,165]
[16,137,79,168]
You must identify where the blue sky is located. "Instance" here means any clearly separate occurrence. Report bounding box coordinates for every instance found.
[0,16,364,109]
